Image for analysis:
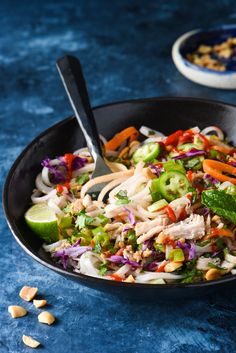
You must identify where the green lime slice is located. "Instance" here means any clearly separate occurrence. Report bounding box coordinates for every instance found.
[25,203,59,243]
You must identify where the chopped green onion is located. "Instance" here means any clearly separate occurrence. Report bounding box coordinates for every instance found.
[115,190,130,205]
[168,248,185,262]
[147,199,168,212]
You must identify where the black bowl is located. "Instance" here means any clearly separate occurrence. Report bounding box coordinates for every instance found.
[3,97,236,300]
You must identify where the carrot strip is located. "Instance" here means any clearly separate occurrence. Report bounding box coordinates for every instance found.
[203,159,236,185]
[205,228,234,239]
[105,127,139,151]
[211,145,235,155]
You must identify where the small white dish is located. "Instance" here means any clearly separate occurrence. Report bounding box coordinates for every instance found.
[172,25,236,89]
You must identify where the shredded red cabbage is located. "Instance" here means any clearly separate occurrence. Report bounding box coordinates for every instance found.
[173,149,206,160]
[54,243,92,269]
[176,241,196,260]
[124,207,136,225]
[147,163,163,177]
[203,173,220,185]
[199,207,211,216]
[41,156,87,184]
[72,156,87,170]
[142,239,154,251]
[107,255,141,268]
[41,158,67,184]
[146,261,159,271]
[123,226,132,233]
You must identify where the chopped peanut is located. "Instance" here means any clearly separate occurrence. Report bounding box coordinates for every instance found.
[22,335,40,348]
[164,262,183,273]
[38,311,55,325]
[142,168,156,179]
[197,45,212,54]
[156,232,167,244]
[8,305,27,318]
[72,199,84,213]
[205,268,223,281]
[123,275,135,283]
[143,249,152,258]
[212,215,221,223]
[33,299,47,308]
[118,147,129,159]
[128,141,140,156]
[19,286,38,302]
[218,48,233,58]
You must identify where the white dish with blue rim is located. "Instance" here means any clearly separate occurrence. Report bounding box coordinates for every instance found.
[172,25,236,89]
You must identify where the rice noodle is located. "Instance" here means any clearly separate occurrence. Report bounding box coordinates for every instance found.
[115,264,131,277]
[79,251,102,277]
[201,126,224,140]
[36,173,53,194]
[139,125,166,138]
[31,189,57,204]
[135,272,184,283]
[80,169,134,198]
[72,163,95,177]
[41,167,53,187]
[98,177,129,202]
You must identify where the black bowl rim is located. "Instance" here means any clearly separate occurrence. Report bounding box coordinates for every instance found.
[3,96,236,290]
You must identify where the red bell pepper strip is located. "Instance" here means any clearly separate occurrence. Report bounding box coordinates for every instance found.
[164,130,183,146]
[166,205,177,222]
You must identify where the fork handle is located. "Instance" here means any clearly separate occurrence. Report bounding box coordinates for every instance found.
[56,55,103,163]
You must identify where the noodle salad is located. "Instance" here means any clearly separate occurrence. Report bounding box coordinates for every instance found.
[25,125,236,284]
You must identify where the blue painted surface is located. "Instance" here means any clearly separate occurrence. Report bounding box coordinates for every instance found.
[1,1,236,352]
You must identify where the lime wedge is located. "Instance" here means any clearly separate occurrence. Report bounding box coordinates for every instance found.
[25,203,59,243]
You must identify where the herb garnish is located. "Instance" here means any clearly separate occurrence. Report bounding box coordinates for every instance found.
[115,190,130,205]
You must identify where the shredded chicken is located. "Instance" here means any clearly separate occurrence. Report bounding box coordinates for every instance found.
[197,256,220,270]
[135,216,169,236]
[163,214,205,239]
[137,225,166,244]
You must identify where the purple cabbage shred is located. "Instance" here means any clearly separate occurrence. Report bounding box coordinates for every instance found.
[72,156,87,170]
[147,163,163,177]
[124,208,136,225]
[54,242,92,269]
[41,157,67,184]
[173,149,206,160]
[203,173,220,185]
[176,240,196,260]
[107,255,141,268]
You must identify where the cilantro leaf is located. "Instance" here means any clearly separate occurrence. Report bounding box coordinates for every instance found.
[179,260,203,283]
[99,262,108,276]
[208,262,226,271]
[75,210,94,229]
[115,190,130,205]
[62,204,72,213]
[76,173,90,185]
[94,242,102,253]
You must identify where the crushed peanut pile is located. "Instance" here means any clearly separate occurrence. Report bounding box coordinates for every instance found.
[186,37,236,71]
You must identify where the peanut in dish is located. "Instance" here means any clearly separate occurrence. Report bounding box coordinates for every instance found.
[186,36,236,71]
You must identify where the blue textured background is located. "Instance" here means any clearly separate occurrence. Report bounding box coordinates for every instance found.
[1,1,236,352]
